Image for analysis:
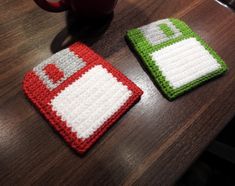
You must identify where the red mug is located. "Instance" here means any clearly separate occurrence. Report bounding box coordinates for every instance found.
[34,0,119,17]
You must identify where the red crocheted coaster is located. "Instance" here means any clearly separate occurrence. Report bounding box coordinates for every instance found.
[23,42,143,154]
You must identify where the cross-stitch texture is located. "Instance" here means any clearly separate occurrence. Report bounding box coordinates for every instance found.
[126,18,228,100]
[23,42,143,154]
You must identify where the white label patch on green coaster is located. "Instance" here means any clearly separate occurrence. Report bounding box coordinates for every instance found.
[151,38,221,89]
[127,18,228,100]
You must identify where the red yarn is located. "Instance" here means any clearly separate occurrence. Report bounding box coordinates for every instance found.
[23,42,143,154]
[43,64,64,83]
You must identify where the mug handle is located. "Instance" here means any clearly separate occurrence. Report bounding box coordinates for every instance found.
[34,0,70,12]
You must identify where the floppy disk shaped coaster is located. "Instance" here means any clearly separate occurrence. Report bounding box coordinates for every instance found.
[23,43,143,154]
[127,18,228,100]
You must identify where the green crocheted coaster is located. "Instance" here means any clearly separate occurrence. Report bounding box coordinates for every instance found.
[126,18,228,100]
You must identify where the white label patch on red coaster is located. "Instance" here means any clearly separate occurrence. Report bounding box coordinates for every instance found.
[23,42,143,154]
[51,65,132,140]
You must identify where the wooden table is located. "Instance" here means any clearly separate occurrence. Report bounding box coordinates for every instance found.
[0,0,234,185]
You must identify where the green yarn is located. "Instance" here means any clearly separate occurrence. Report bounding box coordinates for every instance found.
[159,23,175,37]
[126,18,228,100]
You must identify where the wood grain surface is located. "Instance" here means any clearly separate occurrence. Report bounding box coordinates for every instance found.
[0,0,235,185]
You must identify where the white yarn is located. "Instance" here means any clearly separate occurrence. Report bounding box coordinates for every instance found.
[151,38,221,89]
[50,65,132,140]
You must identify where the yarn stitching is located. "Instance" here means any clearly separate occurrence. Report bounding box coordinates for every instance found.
[126,18,228,100]
[23,42,143,154]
